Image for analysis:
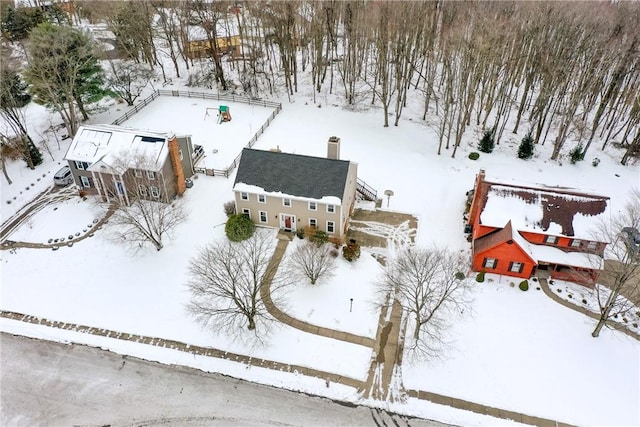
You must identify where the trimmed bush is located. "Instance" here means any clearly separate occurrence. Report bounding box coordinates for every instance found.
[476,271,485,282]
[342,241,361,262]
[310,229,329,245]
[478,130,495,153]
[455,271,466,280]
[519,280,529,291]
[468,152,480,160]
[517,132,534,160]
[225,214,255,242]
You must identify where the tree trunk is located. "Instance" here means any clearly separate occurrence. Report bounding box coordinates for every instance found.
[248,316,256,330]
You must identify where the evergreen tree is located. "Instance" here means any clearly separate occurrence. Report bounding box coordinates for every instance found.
[478,130,495,153]
[569,144,585,164]
[25,138,43,167]
[517,132,535,160]
[1,5,45,41]
[0,64,41,169]
[25,23,106,135]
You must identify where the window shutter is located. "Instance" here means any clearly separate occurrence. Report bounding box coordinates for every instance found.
[508,261,514,272]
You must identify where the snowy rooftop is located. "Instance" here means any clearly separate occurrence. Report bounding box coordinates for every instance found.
[511,226,603,269]
[480,182,609,238]
[185,20,239,41]
[65,124,174,172]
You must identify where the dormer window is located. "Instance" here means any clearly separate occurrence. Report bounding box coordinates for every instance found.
[545,235,558,244]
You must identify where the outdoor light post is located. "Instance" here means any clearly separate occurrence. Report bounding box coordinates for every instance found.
[384,189,394,208]
[350,298,353,313]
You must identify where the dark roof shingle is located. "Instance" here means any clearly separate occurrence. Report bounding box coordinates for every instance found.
[233,148,351,200]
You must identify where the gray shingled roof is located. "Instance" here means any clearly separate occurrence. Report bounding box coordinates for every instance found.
[233,148,350,200]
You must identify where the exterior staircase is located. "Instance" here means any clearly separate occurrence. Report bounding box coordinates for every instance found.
[356,178,378,202]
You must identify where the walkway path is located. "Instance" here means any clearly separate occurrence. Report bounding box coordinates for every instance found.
[259,234,376,348]
[539,278,640,340]
[361,298,405,401]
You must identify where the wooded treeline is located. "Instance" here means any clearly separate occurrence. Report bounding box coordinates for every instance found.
[4,0,640,163]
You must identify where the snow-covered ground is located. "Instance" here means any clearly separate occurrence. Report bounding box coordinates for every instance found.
[2,39,639,427]
[119,95,278,169]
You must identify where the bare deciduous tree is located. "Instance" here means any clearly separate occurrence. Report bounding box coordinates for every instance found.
[291,241,335,285]
[105,156,187,251]
[591,189,640,337]
[379,246,471,358]
[106,60,155,106]
[108,197,186,251]
[186,230,291,337]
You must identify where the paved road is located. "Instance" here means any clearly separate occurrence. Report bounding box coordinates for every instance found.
[0,333,452,427]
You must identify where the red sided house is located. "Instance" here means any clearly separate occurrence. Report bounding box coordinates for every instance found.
[466,170,610,287]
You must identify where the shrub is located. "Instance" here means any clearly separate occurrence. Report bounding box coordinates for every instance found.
[223,200,236,217]
[478,130,495,153]
[517,132,534,160]
[582,299,588,304]
[310,229,329,245]
[569,144,585,164]
[468,152,480,160]
[295,228,305,239]
[476,271,485,282]
[225,214,255,242]
[519,280,529,291]
[455,271,466,280]
[342,241,361,262]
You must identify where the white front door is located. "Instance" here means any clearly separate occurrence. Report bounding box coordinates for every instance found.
[280,214,296,232]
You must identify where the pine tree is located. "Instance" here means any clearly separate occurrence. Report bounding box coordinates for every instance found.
[478,130,495,153]
[517,133,534,160]
[25,23,106,135]
[25,138,43,167]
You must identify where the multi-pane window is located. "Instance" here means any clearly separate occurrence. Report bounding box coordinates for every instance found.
[544,235,558,244]
[327,221,335,233]
[115,181,125,195]
[149,186,159,198]
[146,170,155,180]
[587,241,598,250]
[138,185,147,196]
[80,176,90,188]
[509,262,524,273]
[258,194,266,203]
[570,239,582,248]
[242,208,251,219]
[75,161,90,170]
[134,170,143,178]
[483,257,497,269]
[309,218,317,228]
[309,201,317,211]
[259,211,268,223]
[283,198,291,207]
[326,204,335,213]
[241,192,248,201]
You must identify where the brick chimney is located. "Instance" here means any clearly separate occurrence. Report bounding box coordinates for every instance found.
[168,134,186,197]
[327,136,340,160]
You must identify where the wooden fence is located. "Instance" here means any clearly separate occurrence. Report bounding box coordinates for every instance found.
[110,90,283,178]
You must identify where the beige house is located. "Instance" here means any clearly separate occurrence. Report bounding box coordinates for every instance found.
[232,137,359,242]
[64,125,195,204]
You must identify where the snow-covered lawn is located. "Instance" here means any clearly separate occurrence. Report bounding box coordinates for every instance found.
[281,237,381,339]
[117,94,278,169]
[2,76,639,427]
[8,197,101,244]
